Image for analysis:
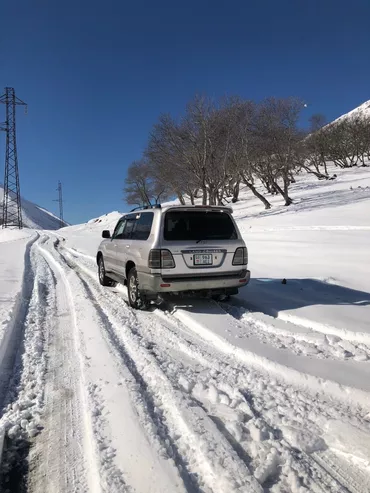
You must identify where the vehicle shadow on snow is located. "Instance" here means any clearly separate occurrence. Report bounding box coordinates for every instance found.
[237,278,370,316]
[167,278,370,317]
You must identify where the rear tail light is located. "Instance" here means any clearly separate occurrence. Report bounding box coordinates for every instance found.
[148,249,161,268]
[232,247,248,265]
[148,249,175,269]
[161,250,175,268]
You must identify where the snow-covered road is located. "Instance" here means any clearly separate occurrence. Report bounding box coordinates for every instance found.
[1,230,370,493]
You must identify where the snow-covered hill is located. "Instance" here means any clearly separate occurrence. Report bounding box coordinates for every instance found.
[332,99,370,124]
[0,185,66,230]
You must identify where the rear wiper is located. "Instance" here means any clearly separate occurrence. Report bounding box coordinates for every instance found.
[196,238,209,243]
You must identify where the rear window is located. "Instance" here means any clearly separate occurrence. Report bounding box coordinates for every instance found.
[164,210,237,241]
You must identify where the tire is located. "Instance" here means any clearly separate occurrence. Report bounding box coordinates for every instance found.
[98,256,117,287]
[127,267,148,310]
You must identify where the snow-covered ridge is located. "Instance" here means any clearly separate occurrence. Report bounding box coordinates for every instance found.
[331,99,370,124]
[0,185,66,230]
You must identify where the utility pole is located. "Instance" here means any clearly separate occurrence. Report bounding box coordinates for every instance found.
[0,87,27,229]
[54,180,64,228]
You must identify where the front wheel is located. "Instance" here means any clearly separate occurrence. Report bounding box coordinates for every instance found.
[127,267,148,310]
[98,257,117,287]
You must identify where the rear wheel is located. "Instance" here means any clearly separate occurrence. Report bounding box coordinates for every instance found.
[98,256,117,287]
[127,267,148,310]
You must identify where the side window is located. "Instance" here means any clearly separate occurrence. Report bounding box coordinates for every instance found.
[121,219,136,239]
[131,212,154,241]
[112,219,126,239]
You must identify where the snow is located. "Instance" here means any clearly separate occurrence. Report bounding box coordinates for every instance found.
[280,426,326,454]
[322,419,370,464]
[331,99,370,125]
[1,164,370,492]
[57,211,122,257]
[0,229,35,370]
[0,185,65,230]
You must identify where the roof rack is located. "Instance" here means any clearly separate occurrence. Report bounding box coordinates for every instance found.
[129,204,161,212]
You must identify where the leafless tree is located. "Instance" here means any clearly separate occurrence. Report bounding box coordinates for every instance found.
[348,117,370,166]
[145,114,197,204]
[124,160,169,207]
[252,97,305,206]
[181,95,232,205]
[126,93,368,213]
[224,98,272,209]
[304,114,330,178]
[146,95,234,206]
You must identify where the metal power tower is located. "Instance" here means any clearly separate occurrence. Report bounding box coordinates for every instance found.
[55,180,64,228]
[0,87,27,228]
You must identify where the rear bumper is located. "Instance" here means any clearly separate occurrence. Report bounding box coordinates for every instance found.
[138,269,251,294]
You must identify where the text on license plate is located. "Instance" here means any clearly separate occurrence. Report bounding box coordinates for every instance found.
[194,254,213,265]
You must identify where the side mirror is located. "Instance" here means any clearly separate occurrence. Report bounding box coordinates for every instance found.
[102,230,111,239]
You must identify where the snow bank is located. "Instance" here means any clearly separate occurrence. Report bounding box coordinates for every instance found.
[0,231,37,357]
[58,211,122,256]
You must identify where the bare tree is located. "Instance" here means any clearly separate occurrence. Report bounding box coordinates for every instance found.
[348,117,370,166]
[253,97,305,206]
[146,114,198,204]
[124,160,169,207]
[182,95,232,205]
[304,114,331,178]
[325,120,359,168]
[224,98,272,209]
[126,93,367,213]
[147,96,234,206]
[309,113,327,132]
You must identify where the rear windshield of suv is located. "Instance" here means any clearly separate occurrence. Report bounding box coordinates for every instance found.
[164,210,237,241]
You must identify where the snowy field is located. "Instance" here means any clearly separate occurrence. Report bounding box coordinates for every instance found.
[0,165,370,492]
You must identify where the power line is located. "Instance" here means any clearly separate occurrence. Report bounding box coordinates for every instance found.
[0,87,27,229]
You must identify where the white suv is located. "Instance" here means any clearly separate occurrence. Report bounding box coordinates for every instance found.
[97,205,250,309]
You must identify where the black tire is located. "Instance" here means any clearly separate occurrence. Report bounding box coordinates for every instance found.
[127,267,148,310]
[98,256,117,287]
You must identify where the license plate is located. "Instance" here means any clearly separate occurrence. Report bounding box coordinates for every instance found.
[194,254,213,265]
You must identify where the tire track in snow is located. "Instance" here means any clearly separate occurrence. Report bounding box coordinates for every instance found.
[41,238,188,493]
[133,311,370,493]
[54,242,370,493]
[219,302,370,362]
[277,311,370,346]
[171,302,370,408]
[52,239,264,493]
[37,242,131,493]
[26,239,98,493]
[0,237,55,491]
[0,233,39,407]
[60,243,370,403]
[231,288,370,347]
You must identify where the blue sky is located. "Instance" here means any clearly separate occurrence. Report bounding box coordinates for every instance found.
[1,0,370,224]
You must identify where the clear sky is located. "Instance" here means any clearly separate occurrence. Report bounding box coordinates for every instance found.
[1,0,370,224]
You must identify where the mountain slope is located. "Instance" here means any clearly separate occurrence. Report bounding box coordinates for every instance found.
[0,185,66,230]
[332,99,370,124]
